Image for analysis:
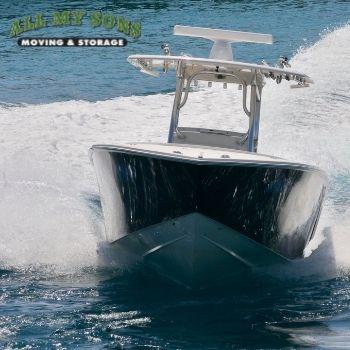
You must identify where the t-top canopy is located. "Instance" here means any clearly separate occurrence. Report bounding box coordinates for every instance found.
[128,25,312,87]
[127,54,313,86]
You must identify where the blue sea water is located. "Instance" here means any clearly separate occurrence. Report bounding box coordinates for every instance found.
[1,0,349,104]
[0,0,350,349]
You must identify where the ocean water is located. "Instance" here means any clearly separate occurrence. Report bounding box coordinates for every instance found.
[0,0,350,348]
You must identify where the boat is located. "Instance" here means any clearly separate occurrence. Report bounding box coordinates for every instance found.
[90,25,327,289]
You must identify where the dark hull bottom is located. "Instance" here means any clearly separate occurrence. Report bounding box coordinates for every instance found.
[92,148,327,289]
[111,212,288,289]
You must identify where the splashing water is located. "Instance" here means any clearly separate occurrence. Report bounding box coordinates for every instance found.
[0,25,349,276]
[260,25,350,269]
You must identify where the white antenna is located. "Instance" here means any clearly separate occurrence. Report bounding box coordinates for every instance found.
[174,25,273,61]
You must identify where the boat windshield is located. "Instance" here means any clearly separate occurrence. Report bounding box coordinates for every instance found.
[178,81,248,134]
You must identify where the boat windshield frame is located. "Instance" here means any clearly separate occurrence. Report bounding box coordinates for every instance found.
[128,54,312,153]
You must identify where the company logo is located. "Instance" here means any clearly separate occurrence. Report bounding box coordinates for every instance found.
[10,10,141,46]
[17,37,127,47]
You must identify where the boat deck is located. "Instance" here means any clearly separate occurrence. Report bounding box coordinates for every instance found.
[91,142,321,171]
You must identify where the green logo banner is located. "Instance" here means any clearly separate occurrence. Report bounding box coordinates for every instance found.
[10,10,141,39]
